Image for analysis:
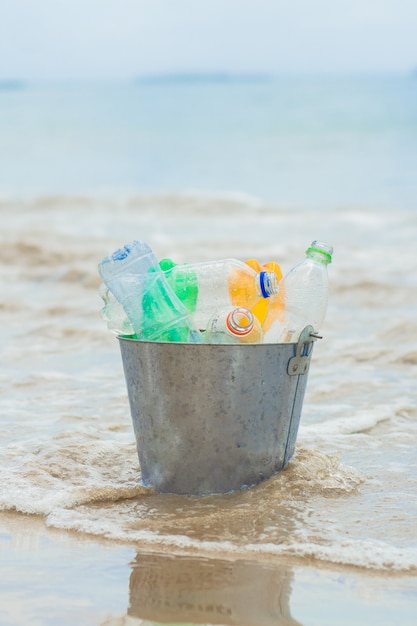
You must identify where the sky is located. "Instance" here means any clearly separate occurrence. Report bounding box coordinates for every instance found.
[1,0,417,81]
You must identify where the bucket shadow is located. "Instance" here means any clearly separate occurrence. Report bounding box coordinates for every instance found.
[128,550,303,626]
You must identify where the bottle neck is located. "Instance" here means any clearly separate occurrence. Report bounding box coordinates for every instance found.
[226,308,254,336]
[257,271,279,298]
[305,241,333,265]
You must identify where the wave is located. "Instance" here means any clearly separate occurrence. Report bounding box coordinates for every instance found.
[9,438,415,574]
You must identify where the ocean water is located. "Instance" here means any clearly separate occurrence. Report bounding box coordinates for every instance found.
[1,76,417,596]
[1,75,417,208]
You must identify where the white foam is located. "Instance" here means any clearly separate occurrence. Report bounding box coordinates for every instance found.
[300,408,391,437]
[0,438,148,515]
[45,508,417,573]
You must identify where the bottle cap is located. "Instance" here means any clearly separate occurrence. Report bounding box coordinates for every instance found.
[159,258,177,271]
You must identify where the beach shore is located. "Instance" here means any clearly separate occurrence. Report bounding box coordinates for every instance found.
[2,510,417,626]
[1,194,417,625]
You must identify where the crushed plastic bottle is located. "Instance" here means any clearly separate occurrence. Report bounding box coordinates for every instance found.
[99,283,134,336]
[159,257,279,330]
[263,240,333,343]
[98,240,202,343]
[204,306,263,344]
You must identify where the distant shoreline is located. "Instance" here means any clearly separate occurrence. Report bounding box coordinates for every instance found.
[135,72,273,85]
[0,72,414,90]
[0,80,25,91]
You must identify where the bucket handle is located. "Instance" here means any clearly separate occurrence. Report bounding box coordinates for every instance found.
[287,325,319,376]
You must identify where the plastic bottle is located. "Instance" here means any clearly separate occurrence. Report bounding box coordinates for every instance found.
[98,257,281,336]
[98,283,134,336]
[204,306,263,344]
[244,259,283,324]
[263,240,333,343]
[159,257,279,330]
[97,240,202,343]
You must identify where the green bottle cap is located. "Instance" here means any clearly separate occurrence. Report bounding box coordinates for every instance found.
[159,258,177,271]
[159,259,199,315]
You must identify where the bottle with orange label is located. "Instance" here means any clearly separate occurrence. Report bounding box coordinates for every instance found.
[160,257,280,330]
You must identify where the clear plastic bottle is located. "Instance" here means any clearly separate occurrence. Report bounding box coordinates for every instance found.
[263,240,333,343]
[98,283,134,336]
[159,257,279,330]
[204,306,263,344]
[98,240,202,343]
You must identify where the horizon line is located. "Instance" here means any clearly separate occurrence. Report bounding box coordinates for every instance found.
[1,69,416,88]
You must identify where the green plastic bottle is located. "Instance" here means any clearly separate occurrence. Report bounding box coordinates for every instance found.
[98,241,202,343]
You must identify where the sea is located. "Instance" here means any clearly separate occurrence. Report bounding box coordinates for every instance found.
[1,74,417,624]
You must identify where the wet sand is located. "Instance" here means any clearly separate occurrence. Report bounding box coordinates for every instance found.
[2,511,417,626]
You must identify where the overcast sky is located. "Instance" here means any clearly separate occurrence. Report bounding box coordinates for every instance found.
[1,0,417,81]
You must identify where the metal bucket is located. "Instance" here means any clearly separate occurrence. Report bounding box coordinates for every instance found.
[118,326,316,496]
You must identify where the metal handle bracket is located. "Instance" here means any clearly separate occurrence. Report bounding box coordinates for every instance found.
[287,325,319,376]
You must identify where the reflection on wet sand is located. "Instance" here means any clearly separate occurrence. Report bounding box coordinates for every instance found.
[128,551,303,626]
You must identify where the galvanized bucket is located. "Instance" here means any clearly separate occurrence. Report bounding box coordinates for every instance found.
[118,326,316,496]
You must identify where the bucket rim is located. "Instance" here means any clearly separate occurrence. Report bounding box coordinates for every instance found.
[116,335,296,347]
[116,325,318,348]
